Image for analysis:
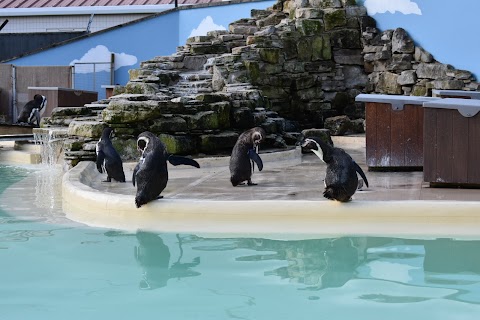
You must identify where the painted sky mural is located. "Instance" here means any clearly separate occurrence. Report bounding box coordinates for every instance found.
[359,0,480,79]
[8,0,480,90]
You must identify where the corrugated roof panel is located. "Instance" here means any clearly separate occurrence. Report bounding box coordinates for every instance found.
[0,0,225,8]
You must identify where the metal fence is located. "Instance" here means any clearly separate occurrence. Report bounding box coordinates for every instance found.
[72,60,113,100]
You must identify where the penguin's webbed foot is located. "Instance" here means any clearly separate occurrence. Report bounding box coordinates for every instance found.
[247,180,257,186]
[323,187,351,202]
[357,179,364,190]
[156,196,164,200]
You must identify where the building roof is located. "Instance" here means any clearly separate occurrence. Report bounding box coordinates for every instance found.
[0,0,221,9]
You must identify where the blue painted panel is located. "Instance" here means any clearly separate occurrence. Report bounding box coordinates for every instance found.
[178,0,276,43]
[359,0,480,80]
[11,12,180,91]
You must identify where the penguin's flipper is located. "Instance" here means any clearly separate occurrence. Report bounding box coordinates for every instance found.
[167,155,200,168]
[353,161,369,188]
[96,150,106,174]
[28,108,41,126]
[132,163,140,187]
[248,149,263,171]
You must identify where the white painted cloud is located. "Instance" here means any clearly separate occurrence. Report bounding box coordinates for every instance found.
[364,0,422,15]
[70,45,137,74]
[189,16,226,38]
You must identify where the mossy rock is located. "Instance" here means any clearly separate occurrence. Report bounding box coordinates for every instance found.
[111,138,139,161]
[311,36,332,61]
[329,29,361,49]
[411,85,427,96]
[296,19,324,36]
[68,121,107,139]
[324,9,347,31]
[244,60,261,84]
[158,134,196,155]
[50,107,92,118]
[195,93,229,104]
[297,38,313,61]
[64,139,85,151]
[150,117,188,133]
[124,82,158,95]
[258,48,282,64]
[199,132,239,153]
[102,100,162,124]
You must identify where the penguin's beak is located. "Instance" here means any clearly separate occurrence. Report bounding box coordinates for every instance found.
[301,138,318,151]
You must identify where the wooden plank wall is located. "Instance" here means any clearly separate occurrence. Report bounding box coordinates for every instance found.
[366,102,424,169]
[0,64,14,122]
[15,66,72,120]
[424,108,480,184]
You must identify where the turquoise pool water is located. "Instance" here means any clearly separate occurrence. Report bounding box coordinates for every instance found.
[1,165,480,320]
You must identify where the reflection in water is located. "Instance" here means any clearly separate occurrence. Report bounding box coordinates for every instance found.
[134,231,201,290]
[234,237,368,290]
[424,238,480,274]
[0,229,55,242]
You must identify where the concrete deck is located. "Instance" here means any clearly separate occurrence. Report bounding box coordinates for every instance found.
[61,136,480,239]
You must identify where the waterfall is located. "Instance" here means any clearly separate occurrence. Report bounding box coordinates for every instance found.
[33,128,65,167]
[32,128,66,212]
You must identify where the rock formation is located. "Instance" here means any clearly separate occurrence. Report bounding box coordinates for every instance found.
[39,0,479,168]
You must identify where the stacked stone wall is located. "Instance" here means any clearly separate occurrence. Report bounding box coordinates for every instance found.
[40,0,480,167]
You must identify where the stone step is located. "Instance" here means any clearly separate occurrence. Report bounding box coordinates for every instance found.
[179,72,213,81]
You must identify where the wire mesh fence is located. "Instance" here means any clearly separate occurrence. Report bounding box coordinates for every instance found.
[72,62,113,100]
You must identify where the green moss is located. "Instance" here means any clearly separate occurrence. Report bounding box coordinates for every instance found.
[297,19,324,36]
[297,38,312,62]
[244,61,261,84]
[311,36,324,61]
[258,48,282,64]
[412,85,427,96]
[322,34,332,60]
[111,138,138,160]
[324,9,347,31]
[158,134,196,155]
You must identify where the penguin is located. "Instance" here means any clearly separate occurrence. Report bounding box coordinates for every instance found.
[17,94,47,126]
[301,137,369,202]
[229,127,266,186]
[132,131,200,208]
[96,127,126,182]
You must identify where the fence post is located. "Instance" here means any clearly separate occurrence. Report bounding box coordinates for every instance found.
[12,65,17,123]
[110,53,115,85]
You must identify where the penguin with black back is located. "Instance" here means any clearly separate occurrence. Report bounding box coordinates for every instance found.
[96,127,126,182]
[132,131,200,208]
[229,127,266,186]
[301,136,369,202]
[17,94,47,126]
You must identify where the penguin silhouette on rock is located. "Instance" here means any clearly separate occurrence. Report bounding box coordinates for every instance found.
[229,127,266,186]
[132,131,200,208]
[301,137,369,202]
[96,127,126,182]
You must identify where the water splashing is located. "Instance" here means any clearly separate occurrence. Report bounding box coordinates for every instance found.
[32,128,67,212]
[33,129,65,167]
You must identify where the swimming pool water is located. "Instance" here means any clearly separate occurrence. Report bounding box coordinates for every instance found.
[1,165,480,320]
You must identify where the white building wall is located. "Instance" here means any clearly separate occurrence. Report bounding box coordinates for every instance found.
[0,14,151,33]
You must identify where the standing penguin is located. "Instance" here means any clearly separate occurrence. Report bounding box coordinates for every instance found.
[229,127,266,186]
[132,131,200,208]
[301,137,369,202]
[96,127,126,183]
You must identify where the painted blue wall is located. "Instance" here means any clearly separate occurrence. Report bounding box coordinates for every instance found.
[359,0,480,80]
[7,1,275,99]
[178,1,275,43]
